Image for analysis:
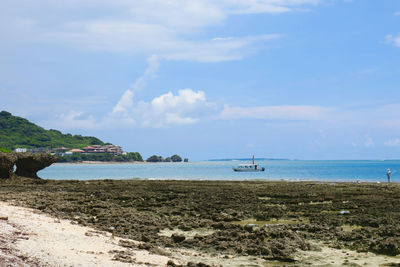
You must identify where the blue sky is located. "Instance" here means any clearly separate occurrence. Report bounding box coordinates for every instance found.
[1,0,400,160]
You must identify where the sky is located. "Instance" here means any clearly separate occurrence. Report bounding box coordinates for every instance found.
[1,0,400,160]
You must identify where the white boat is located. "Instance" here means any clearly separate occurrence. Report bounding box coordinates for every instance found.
[233,156,265,172]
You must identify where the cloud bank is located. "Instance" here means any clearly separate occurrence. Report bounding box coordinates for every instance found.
[2,0,324,62]
[105,88,215,128]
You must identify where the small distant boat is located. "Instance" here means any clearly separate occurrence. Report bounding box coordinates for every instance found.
[233,156,265,172]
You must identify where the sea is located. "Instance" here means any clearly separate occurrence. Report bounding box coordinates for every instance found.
[38,159,400,182]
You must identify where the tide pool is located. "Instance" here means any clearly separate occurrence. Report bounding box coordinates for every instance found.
[38,160,400,182]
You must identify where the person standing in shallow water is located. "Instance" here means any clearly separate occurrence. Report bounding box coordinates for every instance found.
[386,168,392,183]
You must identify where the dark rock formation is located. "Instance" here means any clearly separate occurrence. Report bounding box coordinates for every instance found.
[15,153,58,179]
[171,234,186,243]
[0,152,16,179]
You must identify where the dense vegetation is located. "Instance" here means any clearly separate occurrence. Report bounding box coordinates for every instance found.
[0,111,187,163]
[0,111,105,149]
[59,152,143,162]
[146,154,183,162]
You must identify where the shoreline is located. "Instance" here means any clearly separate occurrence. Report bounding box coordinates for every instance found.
[55,161,187,165]
[42,175,394,184]
[55,161,151,165]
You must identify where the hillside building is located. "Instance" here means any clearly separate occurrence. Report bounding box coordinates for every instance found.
[82,145,123,155]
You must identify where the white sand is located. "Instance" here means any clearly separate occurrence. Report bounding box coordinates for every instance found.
[0,202,172,267]
[0,201,263,267]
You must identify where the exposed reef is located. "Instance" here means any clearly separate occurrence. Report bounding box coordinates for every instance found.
[0,152,16,179]
[2,180,400,265]
[0,152,58,179]
[15,153,59,179]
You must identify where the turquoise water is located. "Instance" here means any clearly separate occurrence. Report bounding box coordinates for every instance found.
[38,160,400,182]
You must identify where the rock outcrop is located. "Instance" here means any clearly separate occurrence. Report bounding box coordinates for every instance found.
[15,153,58,179]
[0,152,16,179]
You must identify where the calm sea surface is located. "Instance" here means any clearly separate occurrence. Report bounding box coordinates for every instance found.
[38,160,400,182]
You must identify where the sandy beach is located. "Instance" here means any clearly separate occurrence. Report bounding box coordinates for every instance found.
[0,202,171,266]
[1,179,400,266]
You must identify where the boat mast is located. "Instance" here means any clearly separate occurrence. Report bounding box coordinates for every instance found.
[252,155,254,165]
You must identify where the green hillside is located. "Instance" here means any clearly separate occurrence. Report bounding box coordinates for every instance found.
[0,111,105,150]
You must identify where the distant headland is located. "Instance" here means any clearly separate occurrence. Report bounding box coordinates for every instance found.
[0,111,187,163]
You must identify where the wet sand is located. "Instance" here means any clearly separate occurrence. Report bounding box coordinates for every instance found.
[1,179,400,266]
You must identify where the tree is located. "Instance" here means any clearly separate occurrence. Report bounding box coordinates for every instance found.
[146,155,163,162]
[0,111,107,149]
[126,152,143,161]
[170,154,182,162]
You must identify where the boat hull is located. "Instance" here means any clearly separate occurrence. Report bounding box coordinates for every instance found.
[232,167,265,172]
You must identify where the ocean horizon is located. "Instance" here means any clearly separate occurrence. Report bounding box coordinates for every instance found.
[38,159,399,182]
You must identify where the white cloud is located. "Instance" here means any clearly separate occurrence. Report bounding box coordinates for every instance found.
[137,89,216,127]
[127,1,226,30]
[111,55,216,127]
[113,55,160,115]
[46,95,400,131]
[111,88,216,128]
[385,138,400,147]
[112,90,134,115]
[43,21,279,62]
[163,34,281,62]
[111,55,215,127]
[395,11,400,16]
[385,34,400,47]
[219,105,330,120]
[151,89,207,113]
[1,0,323,62]
[47,89,214,129]
[142,55,160,78]
[225,0,322,14]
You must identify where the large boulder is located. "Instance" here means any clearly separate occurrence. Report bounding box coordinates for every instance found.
[15,153,58,179]
[0,152,16,179]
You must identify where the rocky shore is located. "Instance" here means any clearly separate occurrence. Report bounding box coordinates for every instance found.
[1,179,400,266]
[0,152,58,179]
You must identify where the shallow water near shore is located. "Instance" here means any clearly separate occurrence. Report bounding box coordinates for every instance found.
[39,159,400,182]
